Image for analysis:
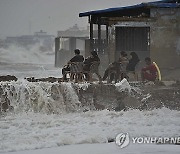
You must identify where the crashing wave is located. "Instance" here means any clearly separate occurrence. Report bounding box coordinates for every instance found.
[0,79,180,114]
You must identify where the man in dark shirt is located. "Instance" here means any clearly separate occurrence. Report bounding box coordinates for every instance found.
[83,51,101,81]
[102,61,121,83]
[83,51,100,71]
[126,52,140,72]
[141,57,157,81]
[68,51,84,63]
[62,49,84,81]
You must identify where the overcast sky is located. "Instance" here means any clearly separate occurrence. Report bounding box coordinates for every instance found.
[0,0,156,38]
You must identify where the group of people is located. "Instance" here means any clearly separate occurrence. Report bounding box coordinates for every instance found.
[62,49,100,82]
[62,49,158,83]
[102,51,141,83]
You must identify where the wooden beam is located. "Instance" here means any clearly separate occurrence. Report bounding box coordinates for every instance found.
[90,17,156,26]
[108,17,156,25]
[55,37,60,67]
[90,22,93,51]
[106,24,109,46]
[98,17,101,52]
[69,38,76,57]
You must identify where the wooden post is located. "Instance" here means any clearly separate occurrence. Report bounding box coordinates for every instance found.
[55,37,60,67]
[106,24,109,46]
[90,23,93,52]
[98,17,101,52]
[85,39,91,57]
[89,16,93,52]
[69,37,76,57]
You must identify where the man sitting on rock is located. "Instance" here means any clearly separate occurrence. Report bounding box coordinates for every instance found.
[141,57,158,82]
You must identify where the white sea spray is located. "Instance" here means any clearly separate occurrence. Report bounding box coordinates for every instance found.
[0,108,179,152]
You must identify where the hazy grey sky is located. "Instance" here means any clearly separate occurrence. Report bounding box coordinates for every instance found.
[0,0,156,38]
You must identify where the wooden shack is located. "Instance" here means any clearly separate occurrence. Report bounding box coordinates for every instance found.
[79,0,180,79]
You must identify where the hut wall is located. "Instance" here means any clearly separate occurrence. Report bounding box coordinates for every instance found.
[150,8,180,69]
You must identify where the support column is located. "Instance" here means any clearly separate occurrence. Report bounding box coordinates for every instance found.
[55,37,60,67]
[69,37,76,57]
[98,17,101,52]
[106,24,109,46]
[90,22,93,52]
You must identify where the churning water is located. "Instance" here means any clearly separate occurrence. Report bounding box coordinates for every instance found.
[0,45,179,153]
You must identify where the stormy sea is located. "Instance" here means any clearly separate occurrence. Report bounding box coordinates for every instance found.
[0,45,179,154]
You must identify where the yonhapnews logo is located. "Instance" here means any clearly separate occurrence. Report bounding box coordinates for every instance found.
[115,133,180,148]
[115,133,130,148]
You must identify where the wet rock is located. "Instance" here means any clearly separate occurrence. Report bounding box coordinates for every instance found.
[73,83,128,111]
[0,75,17,82]
[0,96,12,112]
[25,77,36,82]
[25,77,61,83]
[122,96,142,109]
[145,100,163,110]
[146,87,180,110]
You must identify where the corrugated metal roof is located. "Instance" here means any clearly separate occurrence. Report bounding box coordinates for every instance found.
[79,0,180,17]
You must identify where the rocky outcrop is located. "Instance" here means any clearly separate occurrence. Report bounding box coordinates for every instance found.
[0,75,17,82]
[140,85,180,110]
[24,77,61,83]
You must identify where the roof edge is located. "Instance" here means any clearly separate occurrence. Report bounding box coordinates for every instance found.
[79,0,180,17]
